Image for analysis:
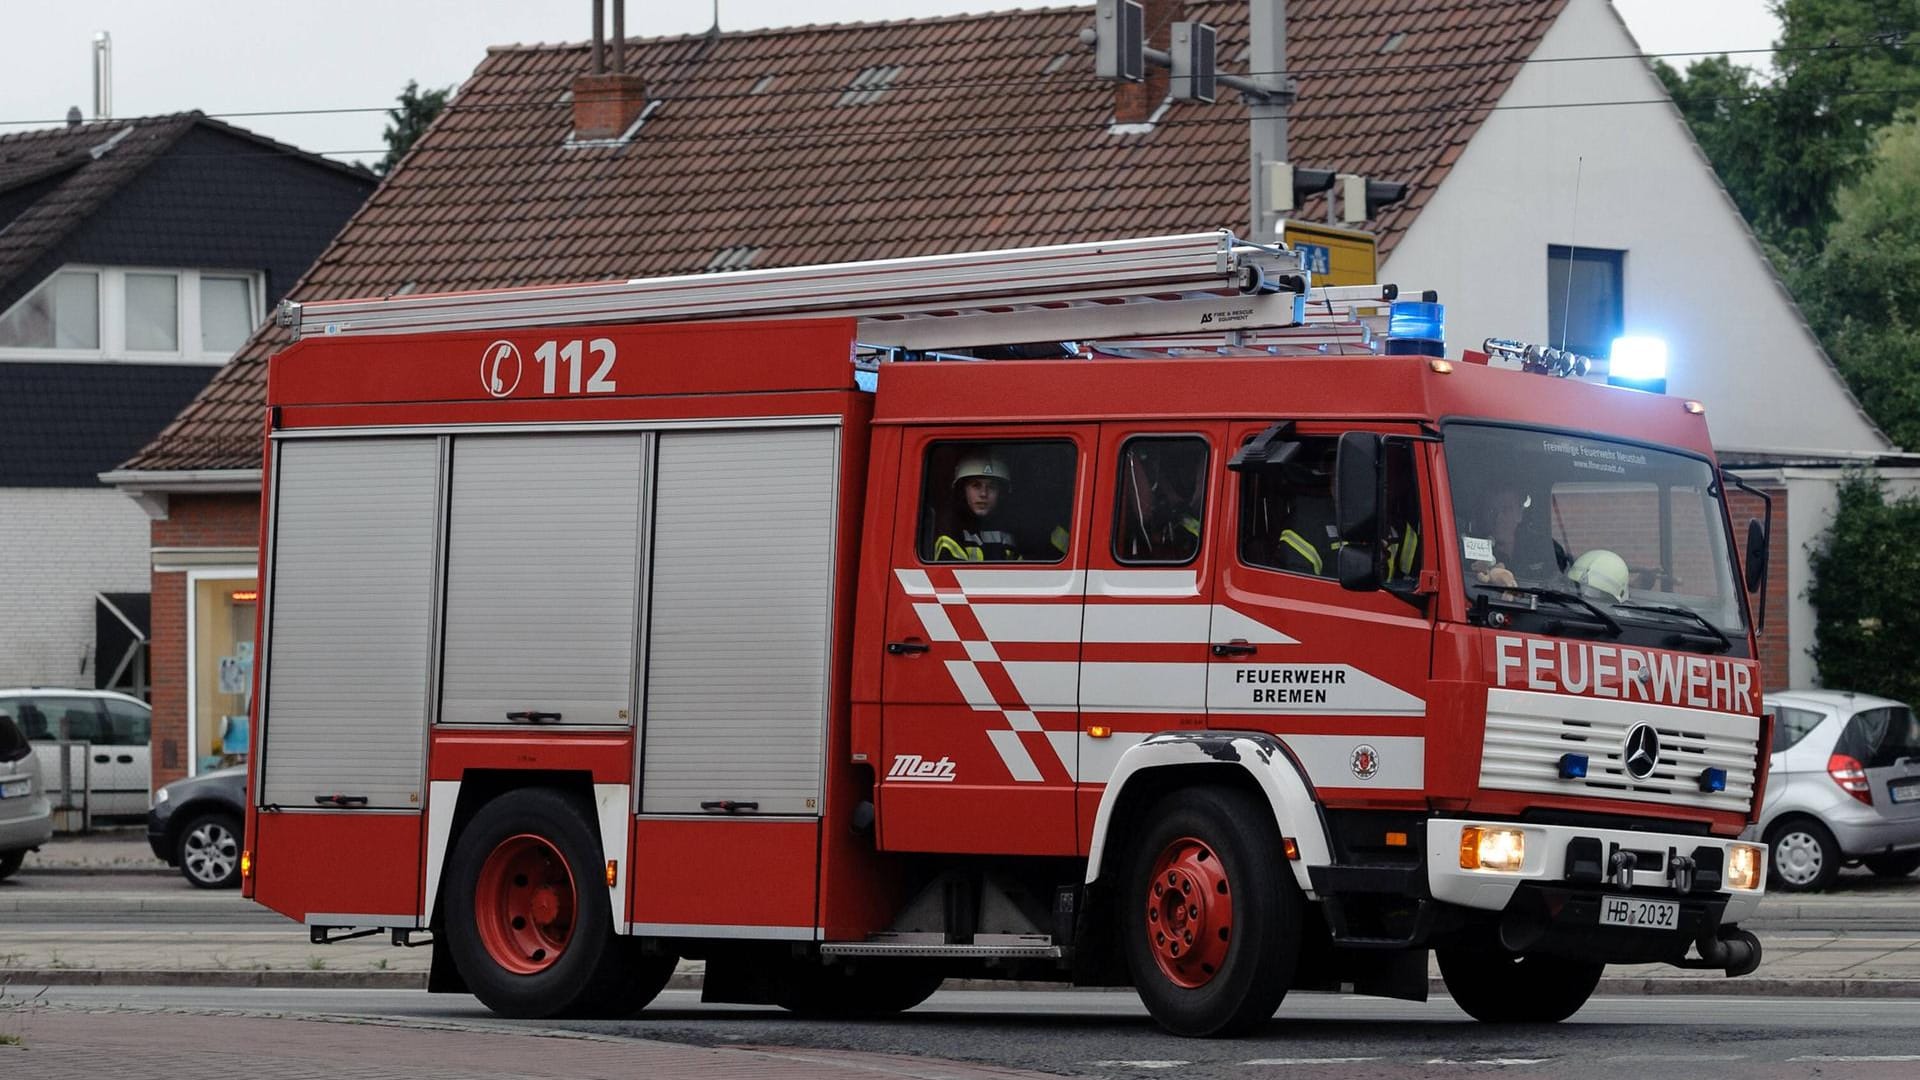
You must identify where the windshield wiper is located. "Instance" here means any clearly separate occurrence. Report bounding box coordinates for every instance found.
[1471,584,1622,636]
[1613,602,1733,653]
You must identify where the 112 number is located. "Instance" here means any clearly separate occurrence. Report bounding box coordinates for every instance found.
[533,338,617,395]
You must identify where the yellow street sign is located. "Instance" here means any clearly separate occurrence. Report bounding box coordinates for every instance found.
[1282,220,1378,286]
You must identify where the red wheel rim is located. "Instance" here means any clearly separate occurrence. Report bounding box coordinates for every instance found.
[1144,835,1233,989]
[474,834,577,974]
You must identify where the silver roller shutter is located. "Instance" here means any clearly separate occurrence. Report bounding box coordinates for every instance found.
[642,427,837,815]
[439,433,645,727]
[261,438,439,809]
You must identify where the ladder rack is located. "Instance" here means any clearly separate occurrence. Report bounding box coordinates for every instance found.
[280,232,1420,356]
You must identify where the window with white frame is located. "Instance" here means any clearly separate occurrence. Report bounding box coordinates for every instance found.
[0,266,263,363]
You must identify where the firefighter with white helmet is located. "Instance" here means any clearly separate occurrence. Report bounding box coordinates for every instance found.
[1567,548,1630,602]
[933,453,1023,561]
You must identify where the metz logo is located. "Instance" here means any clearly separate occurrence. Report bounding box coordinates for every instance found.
[1200,308,1254,326]
[887,754,957,783]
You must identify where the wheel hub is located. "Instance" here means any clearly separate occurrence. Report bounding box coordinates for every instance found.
[1775,831,1822,884]
[474,834,577,974]
[1144,836,1232,989]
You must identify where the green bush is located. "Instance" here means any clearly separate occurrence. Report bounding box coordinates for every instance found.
[1809,473,1920,701]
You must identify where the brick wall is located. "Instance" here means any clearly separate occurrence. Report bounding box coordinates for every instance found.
[1727,485,1790,690]
[149,492,261,791]
[0,487,152,687]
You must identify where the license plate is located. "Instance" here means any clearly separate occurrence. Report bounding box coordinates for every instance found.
[1891,780,1920,804]
[0,778,29,799]
[1599,896,1679,930]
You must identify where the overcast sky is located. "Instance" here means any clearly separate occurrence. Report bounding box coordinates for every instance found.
[3,1,1779,167]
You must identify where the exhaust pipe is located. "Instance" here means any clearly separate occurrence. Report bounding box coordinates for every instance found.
[1680,927,1762,977]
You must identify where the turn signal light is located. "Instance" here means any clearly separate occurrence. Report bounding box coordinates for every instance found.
[1727,844,1763,890]
[240,849,252,880]
[1281,836,1300,860]
[606,859,619,887]
[1458,826,1526,872]
[1828,753,1874,805]
[1088,725,1113,739]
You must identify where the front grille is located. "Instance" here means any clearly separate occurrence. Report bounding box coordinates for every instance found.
[1481,694,1758,813]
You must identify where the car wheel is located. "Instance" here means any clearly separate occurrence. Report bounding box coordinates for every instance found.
[1438,947,1603,1023]
[0,850,23,881]
[1766,816,1840,892]
[1121,787,1300,1038]
[177,811,243,889]
[1862,851,1920,879]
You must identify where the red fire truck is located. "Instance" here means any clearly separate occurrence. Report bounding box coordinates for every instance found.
[244,233,1771,1037]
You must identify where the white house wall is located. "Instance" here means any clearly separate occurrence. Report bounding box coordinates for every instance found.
[1380,0,1888,458]
[0,487,152,688]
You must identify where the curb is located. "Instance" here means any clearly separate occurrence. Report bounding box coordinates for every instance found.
[21,866,173,878]
[7,968,1920,999]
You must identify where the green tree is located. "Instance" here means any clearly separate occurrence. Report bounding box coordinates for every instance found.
[1808,473,1920,700]
[378,80,451,176]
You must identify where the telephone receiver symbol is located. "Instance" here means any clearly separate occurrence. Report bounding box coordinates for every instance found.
[488,343,512,394]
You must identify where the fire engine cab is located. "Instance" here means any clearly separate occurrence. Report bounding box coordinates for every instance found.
[245,233,1772,1037]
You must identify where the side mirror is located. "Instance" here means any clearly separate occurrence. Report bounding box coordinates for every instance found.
[1744,518,1767,593]
[1338,541,1382,592]
[1335,431,1383,544]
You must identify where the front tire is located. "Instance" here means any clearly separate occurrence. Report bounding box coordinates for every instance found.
[177,811,242,889]
[0,850,23,881]
[1121,787,1300,1038]
[1863,851,1920,879]
[1438,947,1602,1023]
[444,787,658,1018]
[1767,817,1841,892]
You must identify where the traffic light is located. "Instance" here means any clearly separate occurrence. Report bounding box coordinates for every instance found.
[1265,163,1336,213]
[1340,175,1410,223]
[1171,22,1216,103]
[1095,0,1145,82]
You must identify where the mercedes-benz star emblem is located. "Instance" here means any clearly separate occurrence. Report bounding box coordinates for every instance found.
[1623,723,1662,781]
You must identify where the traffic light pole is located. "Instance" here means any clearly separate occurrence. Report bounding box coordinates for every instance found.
[1247,0,1296,241]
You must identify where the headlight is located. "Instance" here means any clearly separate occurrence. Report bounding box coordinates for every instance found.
[1727,843,1764,890]
[154,787,170,806]
[1459,826,1527,872]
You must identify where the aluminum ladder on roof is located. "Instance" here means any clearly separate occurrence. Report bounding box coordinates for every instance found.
[279,232,1414,354]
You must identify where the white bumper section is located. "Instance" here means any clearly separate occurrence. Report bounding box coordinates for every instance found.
[1426,818,1765,925]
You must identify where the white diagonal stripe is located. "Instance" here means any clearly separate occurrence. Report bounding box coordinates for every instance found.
[963,639,1000,662]
[970,603,1083,643]
[894,568,934,596]
[913,602,959,642]
[987,729,1044,782]
[944,660,997,710]
[1044,730,1078,775]
[952,569,1084,596]
[1001,660,1080,711]
[1003,709,1042,732]
[1087,569,1198,597]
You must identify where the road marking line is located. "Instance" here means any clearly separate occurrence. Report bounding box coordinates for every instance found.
[1605,1055,1747,1062]
[1084,1062,1190,1069]
[1243,1057,1382,1065]
[1790,1055,1920,1062]
[1426,1059,1551,1066]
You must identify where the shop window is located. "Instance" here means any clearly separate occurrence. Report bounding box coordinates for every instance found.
[192,577,257,773]
[1113,436,1209,565]
[917,440,1076,563]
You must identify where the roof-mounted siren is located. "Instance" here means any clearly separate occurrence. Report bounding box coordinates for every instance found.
[1170,21,1217,103]
[1385,294,1445,357]
[1607,336,1669,394]
[1094,0,1146,82]
[1338,174,1408,224]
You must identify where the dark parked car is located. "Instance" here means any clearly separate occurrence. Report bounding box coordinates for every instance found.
[148,766,245,888]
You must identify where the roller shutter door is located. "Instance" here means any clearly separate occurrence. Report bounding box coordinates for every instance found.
[439,433,645,727]
[642,427,836,815]
[261,438,439,809]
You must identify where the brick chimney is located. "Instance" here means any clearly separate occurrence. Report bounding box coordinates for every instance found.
[1115,0,1178,124]
[572,0,646,140]
[572,72,648,139]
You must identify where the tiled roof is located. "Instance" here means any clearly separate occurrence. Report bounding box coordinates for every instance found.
[0,362,219,486]
[125,0,1567,473]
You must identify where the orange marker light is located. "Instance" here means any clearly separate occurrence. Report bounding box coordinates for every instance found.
[1282,837,1300,860]
[1428,359,1455,374]
[240,850,253,879]
[605,859,618,887]
[1088,725,1113,739]
[1385,831,1408,847]
[1684,400,1706,415]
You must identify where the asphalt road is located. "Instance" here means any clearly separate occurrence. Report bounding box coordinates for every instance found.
[15,986,1920,1079]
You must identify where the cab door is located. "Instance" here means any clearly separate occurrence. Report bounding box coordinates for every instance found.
[1075,423,1228,846]
[877,426,1093,856]
[1206,421,1437,801]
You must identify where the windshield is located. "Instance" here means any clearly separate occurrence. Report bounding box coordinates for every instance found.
[1445,423,1748,649]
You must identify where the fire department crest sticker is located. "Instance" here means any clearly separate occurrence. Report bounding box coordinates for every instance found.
[1349,743,1381,781]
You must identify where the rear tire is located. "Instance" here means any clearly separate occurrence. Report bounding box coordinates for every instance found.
[0,850,23,881]
[1438,947,1602,1023]
[1121,787,1300,1038]
[444,787,644,1018]
[1766,816,1840,892]
[772,960,945,1019]
[176,811,243,889]
[1863,851,1920,879]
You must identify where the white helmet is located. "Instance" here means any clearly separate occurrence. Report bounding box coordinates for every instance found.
[954,454,1012,491]
[1567,549,1630,603]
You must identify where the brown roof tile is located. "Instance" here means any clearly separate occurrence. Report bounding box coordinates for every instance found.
[126,0,1566,473]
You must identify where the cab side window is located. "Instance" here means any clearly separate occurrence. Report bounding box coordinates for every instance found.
[916,439,1077,563]
[1114,436,1209,565]
[1239,434,1422,582]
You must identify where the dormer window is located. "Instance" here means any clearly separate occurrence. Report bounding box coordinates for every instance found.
[0,265,262,363]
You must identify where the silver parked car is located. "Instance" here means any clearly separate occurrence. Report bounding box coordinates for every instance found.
[1758,690,1920,891]
[1,707,55,880]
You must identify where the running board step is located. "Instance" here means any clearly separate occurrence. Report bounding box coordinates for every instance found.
[820,942,1062,959]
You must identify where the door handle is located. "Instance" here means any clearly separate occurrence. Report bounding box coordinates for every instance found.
[1211,640,1258,657]
[505,710,563,724]
[314,793,369,808]
[117,754,134,764]
[887,640,931,656]
[94,753,110,763]
[700,800,760,815]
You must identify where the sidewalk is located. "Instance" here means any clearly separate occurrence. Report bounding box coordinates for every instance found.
[22,830,167,876]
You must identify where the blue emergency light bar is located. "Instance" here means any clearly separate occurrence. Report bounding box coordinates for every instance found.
[1385,300,1445,358]
[1608,336,1669,393]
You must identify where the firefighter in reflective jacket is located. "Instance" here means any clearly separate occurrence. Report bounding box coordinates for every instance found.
[934,454,1023,561]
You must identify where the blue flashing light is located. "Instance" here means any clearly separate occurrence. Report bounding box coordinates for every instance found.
[1558,753,1589,780]
[1608,336,1669,392]
[1698,767,1728,794]
[854,367,878,393]
[1386,300,1445,357]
